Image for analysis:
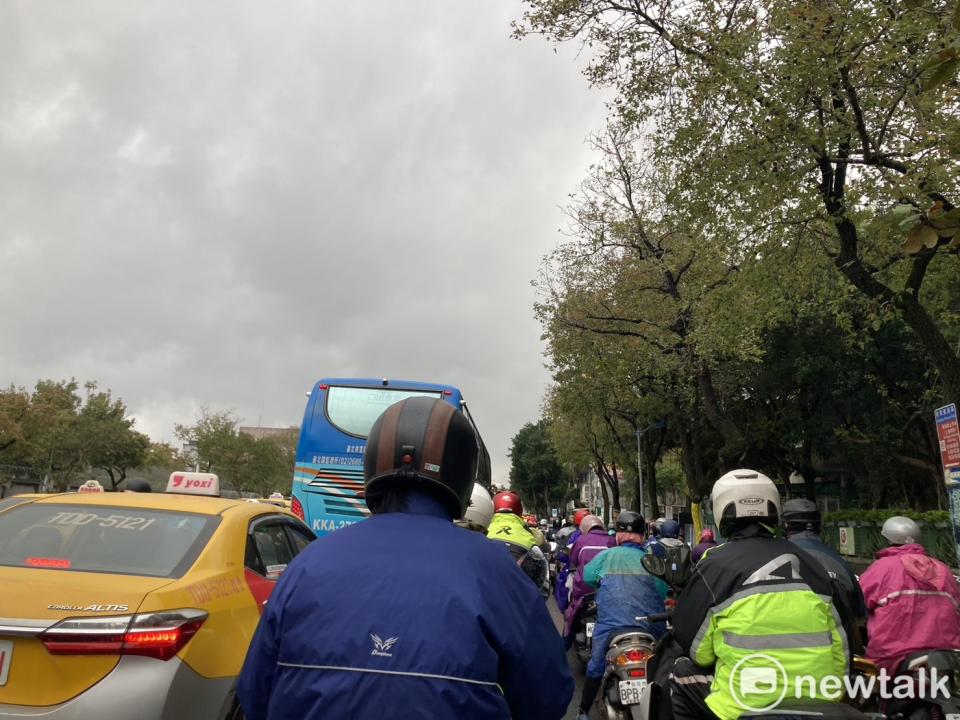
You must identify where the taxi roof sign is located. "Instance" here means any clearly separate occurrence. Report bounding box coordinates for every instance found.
[77,480,105,493]
[166,471,220,497]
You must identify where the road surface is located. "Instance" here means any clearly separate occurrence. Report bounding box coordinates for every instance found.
[547,595,587,719]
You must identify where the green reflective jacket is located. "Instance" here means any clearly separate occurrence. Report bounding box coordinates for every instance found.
[487,511,537,550]
[672,525,851,720]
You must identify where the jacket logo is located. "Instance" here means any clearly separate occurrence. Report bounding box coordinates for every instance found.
[743,554,801,585]
[496,527,513,535]
[370,634,399,657]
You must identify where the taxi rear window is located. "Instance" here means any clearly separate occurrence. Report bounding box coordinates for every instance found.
[0,504,220,578]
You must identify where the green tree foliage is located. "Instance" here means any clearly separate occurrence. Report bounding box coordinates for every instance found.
[508,420,570,518]
[517,0,960,401]
[174,410,293,496]
[0,380,152,491]
[534,124,948,510]
[77,384,151,491]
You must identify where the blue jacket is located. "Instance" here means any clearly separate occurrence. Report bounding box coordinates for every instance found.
[238,493,573,719]
[789,531,867,620]
[584,542,669,638]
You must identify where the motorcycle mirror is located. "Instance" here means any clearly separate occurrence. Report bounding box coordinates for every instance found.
[642,552,667,578]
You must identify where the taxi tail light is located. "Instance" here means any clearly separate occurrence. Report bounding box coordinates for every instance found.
[41,609,207,661]
[291,496,305,521]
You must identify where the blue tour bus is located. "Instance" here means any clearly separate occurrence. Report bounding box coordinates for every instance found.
[291,378,491,536]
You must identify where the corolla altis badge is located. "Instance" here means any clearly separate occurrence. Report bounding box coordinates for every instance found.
[47,603,130,612]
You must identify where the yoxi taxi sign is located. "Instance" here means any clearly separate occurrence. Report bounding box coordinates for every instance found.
[166,471,219,496]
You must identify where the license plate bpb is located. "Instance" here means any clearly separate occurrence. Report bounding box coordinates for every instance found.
[619,678,646,705]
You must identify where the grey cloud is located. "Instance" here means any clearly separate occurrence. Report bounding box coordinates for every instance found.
[0,0,606,483]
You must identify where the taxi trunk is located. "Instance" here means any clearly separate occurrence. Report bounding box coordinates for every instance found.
[0,499,221,710]
[0,569,175,706]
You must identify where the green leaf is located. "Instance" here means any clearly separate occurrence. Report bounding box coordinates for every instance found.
[923,58,960,91]
[901,226,924,254]
[891,204,917,217]
[899,214,922,230]
[920,225,940,248]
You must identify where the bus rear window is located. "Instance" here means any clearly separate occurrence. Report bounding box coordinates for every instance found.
[324,386,443,437]
[0,505,219,578]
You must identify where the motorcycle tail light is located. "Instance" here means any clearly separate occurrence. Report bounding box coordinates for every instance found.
[616,648,651,666]
[629,669,646,678]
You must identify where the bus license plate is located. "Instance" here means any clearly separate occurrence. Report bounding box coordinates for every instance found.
[585,622,595,638]
[0,640,12,686]
[619,678,646,705]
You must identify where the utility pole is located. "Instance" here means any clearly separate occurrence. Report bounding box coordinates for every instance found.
[636,428,644,520]
[636,420,666,520]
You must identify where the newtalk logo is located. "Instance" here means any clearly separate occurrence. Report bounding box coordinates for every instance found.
[730,653,951,711]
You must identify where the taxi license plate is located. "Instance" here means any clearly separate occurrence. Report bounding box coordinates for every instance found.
[585,622,595,638]
[0,640,12,686]
[619,678,646,705]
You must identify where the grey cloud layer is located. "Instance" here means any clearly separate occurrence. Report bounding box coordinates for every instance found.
[0,0,605,483]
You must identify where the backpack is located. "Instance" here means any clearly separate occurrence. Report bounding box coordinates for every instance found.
[660,538,692,587]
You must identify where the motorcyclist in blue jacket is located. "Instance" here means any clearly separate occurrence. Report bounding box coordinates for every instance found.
[576,510,668,718]
[237,396,573,720]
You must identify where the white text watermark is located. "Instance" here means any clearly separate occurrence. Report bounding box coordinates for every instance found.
[729,653,951,711]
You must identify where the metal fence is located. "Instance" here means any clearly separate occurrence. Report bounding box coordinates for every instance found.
[0,464,43,497]
[822,520,958,567]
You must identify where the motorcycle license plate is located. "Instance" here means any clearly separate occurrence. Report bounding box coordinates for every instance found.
[0,639,12,686]
[585,622,595,638]
[619,678,646,705]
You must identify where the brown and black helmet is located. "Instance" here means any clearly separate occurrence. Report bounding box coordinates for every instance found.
[363,396,478,517]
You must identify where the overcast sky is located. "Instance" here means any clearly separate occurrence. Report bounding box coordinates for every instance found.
[0,0,605,484]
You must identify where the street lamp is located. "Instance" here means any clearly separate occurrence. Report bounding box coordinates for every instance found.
[636,421,665,519]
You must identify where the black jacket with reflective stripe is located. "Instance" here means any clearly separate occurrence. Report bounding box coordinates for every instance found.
[672,524,856,657]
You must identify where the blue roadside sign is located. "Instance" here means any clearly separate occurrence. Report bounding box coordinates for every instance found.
[935,403,960,568]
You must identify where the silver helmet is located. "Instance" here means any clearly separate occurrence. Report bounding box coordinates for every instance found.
[880,516,921,546]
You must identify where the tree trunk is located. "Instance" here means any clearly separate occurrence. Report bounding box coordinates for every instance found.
[801,438,817,501]
[697,363,747,461]
[645,439,661,519]
[610,465,622,519]
[632,466,642,515]
[597,468,611,524]
[825,175,960,402]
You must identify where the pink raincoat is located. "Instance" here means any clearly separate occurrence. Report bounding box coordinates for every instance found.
[859,543,960,676]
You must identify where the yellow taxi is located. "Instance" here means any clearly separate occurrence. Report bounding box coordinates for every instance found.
[0,494,49,515]
[255,493,292,511]
[0,472,315,719]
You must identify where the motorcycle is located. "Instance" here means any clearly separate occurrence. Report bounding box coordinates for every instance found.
[547,541,559,591]
[884,649,960,720]
[600,612,672,720]
[573,597,599,665]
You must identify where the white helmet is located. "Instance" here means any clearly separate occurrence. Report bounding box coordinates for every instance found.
[712,469,781,535]
[463,484,494,530]
[881,516,921,546]
[580,514,605,534]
